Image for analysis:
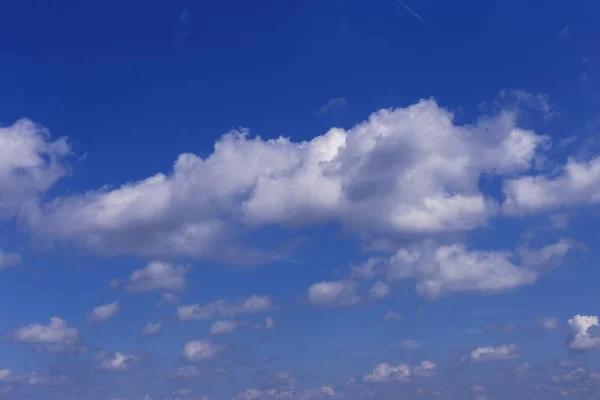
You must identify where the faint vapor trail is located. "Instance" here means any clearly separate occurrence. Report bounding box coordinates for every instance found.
[396,0,436,32]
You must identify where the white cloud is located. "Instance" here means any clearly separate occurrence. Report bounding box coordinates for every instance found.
[567,315,600,351]
[140,321,163,337]
[126,261,190,292]
[158,292,180,307]
[314,97,347,116]
[468,344,520,362]
[363,363,411,383]
[182,339,221,361]
[383,240,572,299]
[87,302,120,323]
[4,317,78,344]
[210,320,240,335]
[0,119,69,219]
[307,280,360,307]
[98,352,137,370]
[15,371,67,386]
[503,156,600,214]
[368,281,390,298]
[363,360,436,383]
[539,317,558,330]
[178,295,271,321]
[0,250,21,269]
[23,100,547,260]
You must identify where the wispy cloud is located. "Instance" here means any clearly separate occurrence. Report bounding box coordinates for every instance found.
[396,0,436,32]
[314,97,347,116]
[177,9,191,40]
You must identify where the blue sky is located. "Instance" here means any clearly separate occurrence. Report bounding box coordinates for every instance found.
[0,0,599,399]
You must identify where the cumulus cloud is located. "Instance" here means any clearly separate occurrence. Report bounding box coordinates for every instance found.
[363,361,436,383]
[158,292,180,307]
[384,309,403,321]
[0,119,69,219]
[98,352,137,370]
[4,317,78,345]
[539,316,558,331]
[126,261,190,292]
[504,156,600,214]
[178,295,271,321]
[140,321,163,337]
[567,315,600,351]
[182,339,222,361]
[210,320,240,335]
[383,239,572,299]
[307,280,360,307]
[87,302,120,323]
[22,100,547,261]
[468,344,520,362]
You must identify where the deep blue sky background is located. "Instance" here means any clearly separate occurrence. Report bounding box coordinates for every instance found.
[0,1,599,399]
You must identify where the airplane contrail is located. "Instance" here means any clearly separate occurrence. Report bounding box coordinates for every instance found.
[396,0,436,32]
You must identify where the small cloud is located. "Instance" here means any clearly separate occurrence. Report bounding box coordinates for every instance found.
[558,25,570,39]
[98,352,137,371]
[467,344,520,362]
[126,261,190,293]
[158,292,180,307]
[4,318,78,345]
[313,98,347,116]
[384,309,403,321]
[140,321,163,337]
[108,279,122,289]
[87,302,120,324]
[391,339,422,349]
[567,315,600,351]
[0,250,21,270]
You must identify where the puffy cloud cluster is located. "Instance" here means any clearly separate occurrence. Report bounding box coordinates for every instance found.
[20,100,552,260]
[567,315,600,351]
[178,295,271,321]
[4,317,78,345]
[98,352,138,371]
[363,361,436,383]
[307,280,360,307]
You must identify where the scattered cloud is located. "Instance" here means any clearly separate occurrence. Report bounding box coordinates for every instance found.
[391,339,422,349]
[210,320,241,335]
[140,321,163,337]
[363,360,435,383]
[368,281,390,298]
[126,261,190,292]
[4,317,78,345]
[98,352,137,371]
[307,280,360,307]
[178,295,272,321]
[169,366,201,379]
[87,302,120,324]
[314,98,347,116]
[467,344,520,362]
[384,309,403,321]
[158,292,180,307]
[182,339,222,361]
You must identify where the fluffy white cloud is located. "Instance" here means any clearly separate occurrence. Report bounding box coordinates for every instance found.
[182,339,221,361]
[210,320,240,335]
[468,344,520,362]
[126,261,190,292]
[0,250,21,270]
[539,317,558,330]
[178,295,271,321]
[363,363,411,383]
[363,360,436,383]
[308,280,360,307]
[23,100,546,260]
[384,240,572,299]
[4,317,78,344]
[98,352,137,370]
[503,156,600,214]
[567,315,600,351]
[140,321,163,337]
[0,119,69,219]
[87,302,120,323]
